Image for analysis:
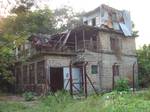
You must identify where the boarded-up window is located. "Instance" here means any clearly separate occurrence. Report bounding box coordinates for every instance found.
[91,65,98,74]
[29,63,35,84]
[37,61,45,84]
[23,65,28,84]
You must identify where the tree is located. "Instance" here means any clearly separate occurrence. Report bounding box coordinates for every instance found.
[137,44,150,87]
[0,4,56,92]
[54,5,85,32]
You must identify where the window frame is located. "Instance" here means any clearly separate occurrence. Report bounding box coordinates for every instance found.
[91,65,98,74]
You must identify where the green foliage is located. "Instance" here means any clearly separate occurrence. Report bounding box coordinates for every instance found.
[0,6,56,91]
[137,44,150,87]
[0,46,15,92]
[54,5,85,32]
[23,92,35,101]
[115,78,130,92]
[1,91,150,112]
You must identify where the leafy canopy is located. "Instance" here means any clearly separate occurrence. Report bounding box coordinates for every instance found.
[137,44,150,87]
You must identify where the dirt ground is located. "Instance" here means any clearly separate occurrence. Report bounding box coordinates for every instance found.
[0,94,23,101]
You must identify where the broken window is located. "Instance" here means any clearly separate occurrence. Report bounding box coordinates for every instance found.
[91,65,98,74]
[92,18,96,26]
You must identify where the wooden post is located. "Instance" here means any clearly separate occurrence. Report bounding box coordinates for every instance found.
[69,62,73,96]
[83,62,88,98]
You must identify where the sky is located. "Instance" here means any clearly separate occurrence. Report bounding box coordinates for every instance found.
[0,0,150,48]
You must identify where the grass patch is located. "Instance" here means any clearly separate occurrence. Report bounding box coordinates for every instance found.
[0,90,150,112]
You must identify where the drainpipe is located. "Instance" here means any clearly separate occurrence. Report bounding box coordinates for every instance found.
[133,62,136,92]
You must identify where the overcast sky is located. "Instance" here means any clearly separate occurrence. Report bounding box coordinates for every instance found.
[0,0,150,48]
[48,0,150,48]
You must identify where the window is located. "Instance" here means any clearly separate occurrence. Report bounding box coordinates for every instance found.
[110,37,121,51]
[91,65,98,74]
[110,37,116,50]
[112,13,117,21]
[113,65,120,76]
[96,17,100,25]
[92,18,96,26]
[101,10,104,17]
[84,21,88,25]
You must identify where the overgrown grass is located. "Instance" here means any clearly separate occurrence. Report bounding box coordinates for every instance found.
[1,90,150,112]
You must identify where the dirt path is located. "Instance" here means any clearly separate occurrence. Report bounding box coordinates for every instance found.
[0,94,23,101]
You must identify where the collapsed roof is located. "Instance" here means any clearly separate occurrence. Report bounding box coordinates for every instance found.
[28,25,125,53]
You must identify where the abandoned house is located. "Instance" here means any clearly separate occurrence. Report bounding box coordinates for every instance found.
[14,4,138,96]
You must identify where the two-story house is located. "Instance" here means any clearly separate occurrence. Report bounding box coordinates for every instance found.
[14,4,138,96]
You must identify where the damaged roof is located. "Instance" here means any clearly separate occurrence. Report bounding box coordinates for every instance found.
[83,4,132,36]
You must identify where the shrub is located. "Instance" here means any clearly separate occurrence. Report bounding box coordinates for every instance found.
[23,92,35,101]
[115,78,129,92]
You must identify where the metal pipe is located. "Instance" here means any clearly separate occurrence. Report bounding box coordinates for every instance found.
[133,62,136,92]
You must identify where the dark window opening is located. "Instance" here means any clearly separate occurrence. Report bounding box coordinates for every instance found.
[91,65,98,74]
[92,18,96,26]
[84,21,88,25]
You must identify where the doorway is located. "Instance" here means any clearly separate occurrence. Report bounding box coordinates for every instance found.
[50,67,64,92]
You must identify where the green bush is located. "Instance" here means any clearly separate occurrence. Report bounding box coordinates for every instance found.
[115,78,129,92]
[23,92,35,101]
